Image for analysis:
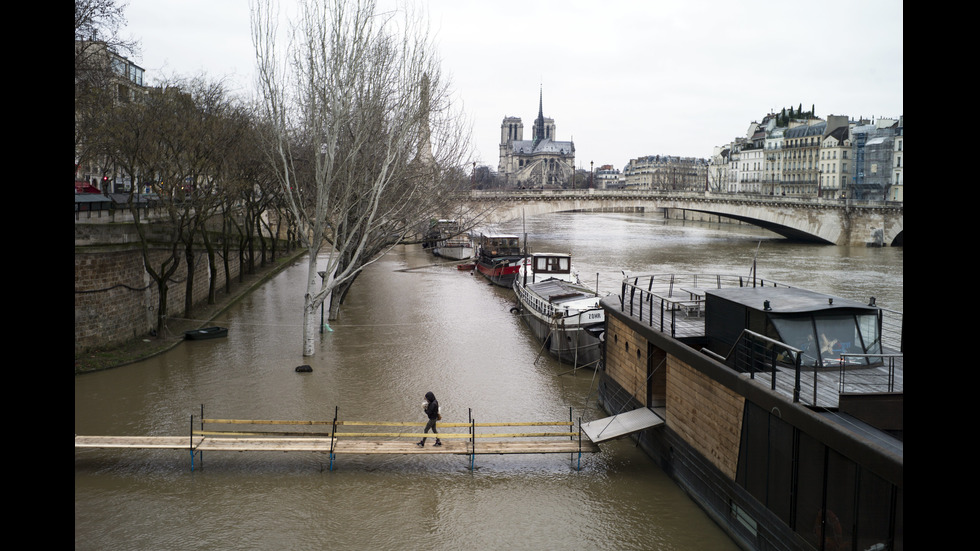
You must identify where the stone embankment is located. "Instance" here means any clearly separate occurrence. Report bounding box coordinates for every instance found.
[75,249,304,374]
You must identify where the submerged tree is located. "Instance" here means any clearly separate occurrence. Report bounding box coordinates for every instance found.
[251,0,474,356]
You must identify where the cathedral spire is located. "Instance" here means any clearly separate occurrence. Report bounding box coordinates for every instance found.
[534,86,545,145]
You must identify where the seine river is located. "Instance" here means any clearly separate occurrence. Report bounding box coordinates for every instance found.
[75,211,902,550]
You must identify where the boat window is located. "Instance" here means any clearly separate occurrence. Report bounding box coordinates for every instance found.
[856,313,882,355]
[770,313,881,367]
[534,256,570,273]
[812,315,874,366]
[767,316,815,364]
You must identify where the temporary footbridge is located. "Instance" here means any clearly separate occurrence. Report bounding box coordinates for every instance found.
[75,405,601,471]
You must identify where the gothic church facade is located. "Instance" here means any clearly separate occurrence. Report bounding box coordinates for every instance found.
[498,90,575,188]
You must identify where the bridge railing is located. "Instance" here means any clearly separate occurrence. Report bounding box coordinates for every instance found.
[467,188,901,209]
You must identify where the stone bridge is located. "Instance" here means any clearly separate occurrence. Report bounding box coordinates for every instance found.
[465,189,903,246]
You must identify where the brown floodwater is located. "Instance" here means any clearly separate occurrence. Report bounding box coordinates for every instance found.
[75,211,902,550]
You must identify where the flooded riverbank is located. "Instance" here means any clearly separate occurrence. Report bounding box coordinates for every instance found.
[76,211,901,550]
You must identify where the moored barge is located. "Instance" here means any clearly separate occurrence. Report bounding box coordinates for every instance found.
[513,252,605,369]
[475,233,523,287]
[597,273,902,550]
[424,219,474,260]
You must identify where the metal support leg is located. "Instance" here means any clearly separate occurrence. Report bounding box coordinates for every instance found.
[468,408,475,471]
[198,404,204,471]
[329,406,338,471]
[189,414,195,472]
[569,407,573,465]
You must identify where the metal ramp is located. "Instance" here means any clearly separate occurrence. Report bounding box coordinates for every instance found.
[581,408,664,443]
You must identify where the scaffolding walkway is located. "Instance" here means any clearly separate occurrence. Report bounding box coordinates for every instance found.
[75,406,600,471]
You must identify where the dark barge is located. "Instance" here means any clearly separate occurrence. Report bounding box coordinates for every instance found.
[475,233,523,287]
[596,274,902,551]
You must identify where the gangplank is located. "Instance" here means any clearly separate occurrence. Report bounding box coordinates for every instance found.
[75,406,601,471]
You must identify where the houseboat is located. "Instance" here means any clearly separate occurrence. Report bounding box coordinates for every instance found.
[594,273,902,551]
[474,233,523,287]
[424,220,474,260]
[513,252,605,369]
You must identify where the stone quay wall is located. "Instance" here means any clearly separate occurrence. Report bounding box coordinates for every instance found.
[75,222,241,354]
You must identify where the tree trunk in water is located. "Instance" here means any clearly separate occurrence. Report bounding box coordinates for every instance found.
[328,287,342,321]
[302,253,324,357]
[302,293,318,357]
[328,278,353,321]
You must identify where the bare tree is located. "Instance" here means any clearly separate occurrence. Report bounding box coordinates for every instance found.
[75,0,138,170]
[100,84,186,336]
[98,77,236,335]
[251,0,473,356]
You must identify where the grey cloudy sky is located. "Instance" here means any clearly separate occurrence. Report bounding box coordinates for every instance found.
[123,0,903,171]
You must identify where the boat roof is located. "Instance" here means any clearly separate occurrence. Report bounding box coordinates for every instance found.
[706,286,876,314]
[481,233,519,239]
[529,252,571,258]
[525,278,596,304]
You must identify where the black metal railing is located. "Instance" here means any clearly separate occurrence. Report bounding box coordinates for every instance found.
[620,274,904,407]
[838,353,903,394]
[704,329,806,403]
[620,273,792,337]
[620,273,903,354]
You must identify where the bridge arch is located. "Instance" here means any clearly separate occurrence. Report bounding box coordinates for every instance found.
[468,190,903,247]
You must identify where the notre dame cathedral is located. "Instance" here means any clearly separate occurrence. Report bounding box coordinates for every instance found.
[497,89,575,188]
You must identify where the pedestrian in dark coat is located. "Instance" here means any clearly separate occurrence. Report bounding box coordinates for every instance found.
[417,391,441,447]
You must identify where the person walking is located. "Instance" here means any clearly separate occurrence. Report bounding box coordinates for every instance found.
[417,391,441,447]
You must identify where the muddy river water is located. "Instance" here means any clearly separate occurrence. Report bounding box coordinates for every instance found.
[75,211,902,550]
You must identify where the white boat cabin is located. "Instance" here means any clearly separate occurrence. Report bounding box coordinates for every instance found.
[520,252,579,285]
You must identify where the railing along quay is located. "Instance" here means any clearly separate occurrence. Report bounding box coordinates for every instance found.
[619,273,902,353]
[617,273,904,408]
[619,273,794,339]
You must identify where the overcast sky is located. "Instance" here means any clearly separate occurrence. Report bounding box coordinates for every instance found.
[123,0,903,171]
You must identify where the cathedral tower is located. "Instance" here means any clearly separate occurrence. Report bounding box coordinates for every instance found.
[497,88,573,187]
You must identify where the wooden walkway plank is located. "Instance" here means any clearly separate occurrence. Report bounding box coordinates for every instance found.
[76,413,599,471]
[75,435,202,449]
[75,435,598,455]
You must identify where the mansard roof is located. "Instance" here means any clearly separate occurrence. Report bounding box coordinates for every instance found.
[785,121,827,138]
[825,125,849,143]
